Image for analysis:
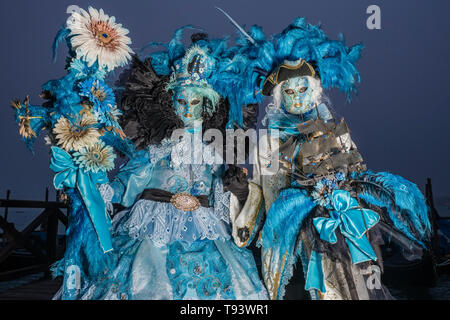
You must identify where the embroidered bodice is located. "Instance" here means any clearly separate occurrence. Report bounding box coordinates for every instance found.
[110,135,223,208]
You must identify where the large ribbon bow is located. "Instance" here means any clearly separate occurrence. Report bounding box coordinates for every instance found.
[305,190,380,293]
[313,189,380,264]
[50,147,113,253]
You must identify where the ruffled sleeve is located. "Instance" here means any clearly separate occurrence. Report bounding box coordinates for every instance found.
[109,149,155,207]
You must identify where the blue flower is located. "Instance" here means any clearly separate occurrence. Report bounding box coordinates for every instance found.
[79,78,116,114]
[311,180,331,207]
[335,172,346,181]
[325,178,338,189]
[94,106,122,128]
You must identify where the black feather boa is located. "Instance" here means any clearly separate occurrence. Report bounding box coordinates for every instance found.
[119,57,183,149]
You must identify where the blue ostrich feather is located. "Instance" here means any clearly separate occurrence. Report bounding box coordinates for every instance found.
[260,187,316,299]
[42,73,83,123]
[148,25,201,74]
[168,25,198,63]
[148,51,171,76]
[227,17,364,102]
[352,170,431,247]
[52,26,71,63]
[262,188,316,250]
[139,42,168,57]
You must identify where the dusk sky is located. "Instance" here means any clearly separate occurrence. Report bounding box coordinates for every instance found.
[0,0,449,207]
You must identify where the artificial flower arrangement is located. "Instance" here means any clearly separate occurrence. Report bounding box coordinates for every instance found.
[11,7,135,296]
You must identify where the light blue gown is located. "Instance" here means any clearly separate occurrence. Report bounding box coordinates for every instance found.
[71,136,268,300]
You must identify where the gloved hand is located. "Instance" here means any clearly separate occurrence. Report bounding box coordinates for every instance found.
[222,165,249,206]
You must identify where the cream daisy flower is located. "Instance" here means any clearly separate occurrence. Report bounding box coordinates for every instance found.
[73,141,116,173]
[67,6,133,71]
[53,115,100,152]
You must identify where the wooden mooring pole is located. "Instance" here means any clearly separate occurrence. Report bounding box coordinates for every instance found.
[425,178,441,281]
[426,178,440,254]
[0,188,68,281]
[1,190,11,244]
[45,188,58,278]
[4,190,11,221]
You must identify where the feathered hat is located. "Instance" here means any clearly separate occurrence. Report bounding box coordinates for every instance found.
[224,16,364,101]
[165,44,221,115]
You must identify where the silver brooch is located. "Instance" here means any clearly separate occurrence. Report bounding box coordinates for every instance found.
[170,193,201,212]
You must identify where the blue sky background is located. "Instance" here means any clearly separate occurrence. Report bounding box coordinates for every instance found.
[0,0,449,210]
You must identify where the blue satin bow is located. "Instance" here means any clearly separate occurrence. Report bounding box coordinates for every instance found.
[50,147,113,253]
[314,189,380,264]
[305,190,380,293]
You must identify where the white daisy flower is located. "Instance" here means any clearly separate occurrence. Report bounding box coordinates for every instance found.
[67,6,134,71]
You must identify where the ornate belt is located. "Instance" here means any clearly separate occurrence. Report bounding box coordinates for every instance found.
[140,189,211,212]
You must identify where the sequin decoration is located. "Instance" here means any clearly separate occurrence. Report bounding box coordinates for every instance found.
[166,241,235,300]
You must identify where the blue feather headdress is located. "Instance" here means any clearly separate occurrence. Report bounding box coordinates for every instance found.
[228,17,364,101]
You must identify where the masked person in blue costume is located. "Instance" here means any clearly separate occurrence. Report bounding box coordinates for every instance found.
[63,30,269,300]
[11,6,266,299]
[223,17,433,300]
[10,7,140,300]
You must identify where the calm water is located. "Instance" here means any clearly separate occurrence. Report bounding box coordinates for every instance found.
[0,273,45,294]
[388,274,450,300]
[1,201,449,300]
[0,273,449,300]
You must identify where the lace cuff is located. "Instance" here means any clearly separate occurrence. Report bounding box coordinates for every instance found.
[212,178,231,224]
[99,183,115,216]
[99,183,114,203]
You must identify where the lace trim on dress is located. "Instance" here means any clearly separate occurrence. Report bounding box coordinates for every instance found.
[116,199,231,248]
